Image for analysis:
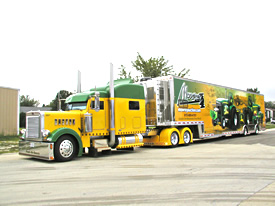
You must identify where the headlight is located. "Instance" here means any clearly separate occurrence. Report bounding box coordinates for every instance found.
[42,129,51,137]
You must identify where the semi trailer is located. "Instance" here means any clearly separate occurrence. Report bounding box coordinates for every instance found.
[140,76,265,146]
[19,65,265,161]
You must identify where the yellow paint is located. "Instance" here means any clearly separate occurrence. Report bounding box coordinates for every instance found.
[159,128,180,146]
[178,127,193,144]
[116,143,144,149]
[87,98,110,135]
[44,111,82,137]
[114,98,146,135]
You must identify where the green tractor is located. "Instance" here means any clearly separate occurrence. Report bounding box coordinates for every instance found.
[210,93,240,130]
[243,96,263,125]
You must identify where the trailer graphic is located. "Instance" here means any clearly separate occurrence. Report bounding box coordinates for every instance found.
[19,66,266,161]
[210,93,240,130]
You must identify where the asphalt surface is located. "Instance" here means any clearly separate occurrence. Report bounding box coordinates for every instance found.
[0,129,275,205]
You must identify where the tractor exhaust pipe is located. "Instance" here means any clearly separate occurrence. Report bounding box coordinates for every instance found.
[109,63,115,147]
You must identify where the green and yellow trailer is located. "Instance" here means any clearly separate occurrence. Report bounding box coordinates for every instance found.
[141,76,265,146]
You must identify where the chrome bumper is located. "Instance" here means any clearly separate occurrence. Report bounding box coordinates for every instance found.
[19,140,55,161]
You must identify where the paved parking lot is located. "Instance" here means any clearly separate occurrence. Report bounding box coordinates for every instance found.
[0,130,275,205]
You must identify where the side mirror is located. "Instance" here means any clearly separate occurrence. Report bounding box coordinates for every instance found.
[91,92,100,112]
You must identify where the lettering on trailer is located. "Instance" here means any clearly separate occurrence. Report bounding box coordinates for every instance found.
[178,108,201,112]
[177,82,205,109]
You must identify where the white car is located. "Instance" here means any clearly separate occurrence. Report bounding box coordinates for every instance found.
[271,118,275,124]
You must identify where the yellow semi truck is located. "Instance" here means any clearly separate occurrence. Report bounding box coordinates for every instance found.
[19,65,266,161]
[19,65,145,161]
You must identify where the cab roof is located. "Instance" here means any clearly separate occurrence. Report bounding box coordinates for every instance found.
[66,78,144,103]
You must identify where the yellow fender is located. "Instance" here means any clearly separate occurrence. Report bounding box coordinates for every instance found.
[179,127,193,145]
[160,128,180,146]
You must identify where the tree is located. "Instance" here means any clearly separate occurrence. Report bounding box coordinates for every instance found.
[247,88,260,94]
[20,95,40,107]
[49,90,72,111]
[118,52,190,81]
[265,101,275,109]
[118,65,132,79]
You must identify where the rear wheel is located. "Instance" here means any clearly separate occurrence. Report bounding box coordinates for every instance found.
[54,135,77,162]
[183,130,191,145]
[170,132,179,146]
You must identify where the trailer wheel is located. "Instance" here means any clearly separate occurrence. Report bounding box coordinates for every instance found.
[183,130,191,145]
[54,135,77,162]
[170,132,179,146]
[179,127,192,145]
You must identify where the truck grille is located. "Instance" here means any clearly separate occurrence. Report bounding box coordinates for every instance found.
[27,116,40,138]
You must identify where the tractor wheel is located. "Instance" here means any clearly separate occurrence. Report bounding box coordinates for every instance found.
[243,126,248,136]
[221,118,226,129]
[230,107,239,129]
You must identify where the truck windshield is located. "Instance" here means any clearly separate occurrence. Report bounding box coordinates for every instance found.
[66,102,87,111]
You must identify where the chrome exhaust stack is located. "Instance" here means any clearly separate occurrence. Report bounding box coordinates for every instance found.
[109,63,116,147]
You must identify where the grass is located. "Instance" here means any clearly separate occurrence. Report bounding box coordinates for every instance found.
[0,136,20,154]
[266,122,275,129]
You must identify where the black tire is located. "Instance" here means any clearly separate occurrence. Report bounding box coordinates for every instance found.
[170,132,179,147]
[212,119,217,126]
[54,135,77,162]
[183,130,191,145]
[254,125,259,135]
[244,109,250,125]
[230,107,239,129]
[88,147,98,157]
[221,118,226,129]
[243,126,248,136]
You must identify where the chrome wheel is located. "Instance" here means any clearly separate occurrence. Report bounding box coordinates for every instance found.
[171,132,179,146]
[54,135,77,162]
[183,131,191,144]
[59,140,74,158]
[234,113,238,126]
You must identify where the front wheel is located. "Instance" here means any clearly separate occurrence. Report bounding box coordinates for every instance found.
[54,135,77,162]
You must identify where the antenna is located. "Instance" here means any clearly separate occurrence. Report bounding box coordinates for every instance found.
[77,70,81,93]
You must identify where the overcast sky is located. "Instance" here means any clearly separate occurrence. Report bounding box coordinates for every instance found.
[1,0,274,105]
